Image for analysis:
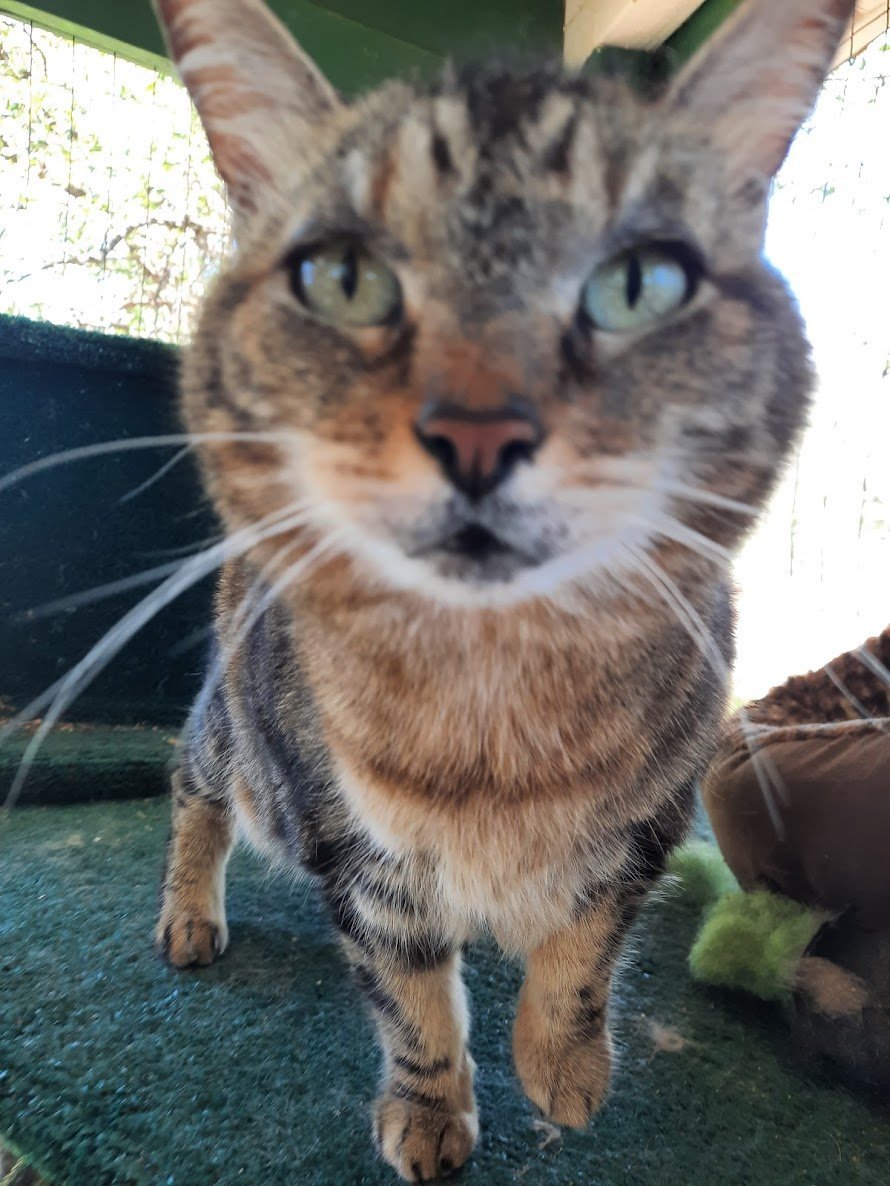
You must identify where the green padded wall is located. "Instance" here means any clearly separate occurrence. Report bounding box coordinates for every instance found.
[0,315,216,729]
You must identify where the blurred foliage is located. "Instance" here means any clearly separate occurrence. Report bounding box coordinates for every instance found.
[0,15,229,344]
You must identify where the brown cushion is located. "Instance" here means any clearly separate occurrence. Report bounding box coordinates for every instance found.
[703,725,890,927]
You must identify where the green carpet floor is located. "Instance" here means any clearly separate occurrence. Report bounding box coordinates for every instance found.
[0,727,178,807]
[2,799,888,1186]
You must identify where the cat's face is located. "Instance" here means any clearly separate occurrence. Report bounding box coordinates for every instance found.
[156,0,854,608]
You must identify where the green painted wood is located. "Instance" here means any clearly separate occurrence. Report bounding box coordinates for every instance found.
[0,0,562,91]
[308,0,563,57]
[0,0,441,92]
[1,0,741,86]
[665,0,744,63]
[0,1,172,71]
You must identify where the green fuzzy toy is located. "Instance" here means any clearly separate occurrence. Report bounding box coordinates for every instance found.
[667,840,739,908]
[668,844,823,1003]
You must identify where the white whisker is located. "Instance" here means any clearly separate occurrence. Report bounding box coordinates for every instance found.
[138,535,226,561]
[0,430,299,498]
[119,446,194,504]
[222,535,308,641]
[855,645,890,690]
[561,452,758,521]
[22,497,311,620]
[636,513,732,566]
[2,507,290,741]
[20,557,202,620]
[621,541,788,838]
[167,624,215,660]
[200,531,346,713]
[1,500,313,811]
[620,544,732,692]
[661,481,759,518]
[822,662,883,724]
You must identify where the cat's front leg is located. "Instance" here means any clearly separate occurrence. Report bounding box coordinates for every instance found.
[340,936,478,1182]
[155,768,234,967]
[513,887,644,1126]
[514,787,694,1125]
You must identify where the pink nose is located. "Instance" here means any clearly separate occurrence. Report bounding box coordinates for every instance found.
[415,401,544,500]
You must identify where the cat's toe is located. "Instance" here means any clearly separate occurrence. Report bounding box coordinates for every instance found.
[374,1092,478,1182]
[155,906,228,968]
[515,1028,613,1129]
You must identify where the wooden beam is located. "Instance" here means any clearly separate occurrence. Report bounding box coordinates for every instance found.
[665,0,880,69]
[565,0,704,66]
[832,1,889,66]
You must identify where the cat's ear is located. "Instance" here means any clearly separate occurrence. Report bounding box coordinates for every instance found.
[664,0,855,182]
[152,0,343,215]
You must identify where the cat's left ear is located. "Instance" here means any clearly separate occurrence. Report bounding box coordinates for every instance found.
[152,0,344,216]
[663,0,856,183]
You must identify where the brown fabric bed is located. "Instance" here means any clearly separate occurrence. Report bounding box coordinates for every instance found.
[703,626,890,924]
[702,627,890,1096]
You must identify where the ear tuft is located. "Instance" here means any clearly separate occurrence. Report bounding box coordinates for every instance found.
[152,0,343,216]
[666,0,857,182]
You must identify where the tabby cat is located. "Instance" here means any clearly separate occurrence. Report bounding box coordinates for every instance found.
[151,0,856,1178]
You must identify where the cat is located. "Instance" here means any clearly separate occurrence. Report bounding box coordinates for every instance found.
[150,0,856,1179]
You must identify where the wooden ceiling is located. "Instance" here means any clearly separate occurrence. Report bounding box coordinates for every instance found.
[834,0,890,64]
[566,0,889,69]
[564,0,707,66]
[6,1,885,84]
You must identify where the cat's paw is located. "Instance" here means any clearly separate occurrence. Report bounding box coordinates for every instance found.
[513,1026,613,1129]
[374,1091,478,1182]
[155,899,228,968]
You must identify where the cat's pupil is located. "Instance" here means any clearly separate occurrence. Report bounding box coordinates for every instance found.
[340,247,358,300]
[625,253,643,308]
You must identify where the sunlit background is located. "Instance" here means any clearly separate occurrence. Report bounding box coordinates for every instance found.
[0,16,228,340]
[0,14,887,703]
[742,37,889,699]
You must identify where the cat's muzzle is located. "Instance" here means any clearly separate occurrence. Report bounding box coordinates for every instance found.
[403,496,557,584]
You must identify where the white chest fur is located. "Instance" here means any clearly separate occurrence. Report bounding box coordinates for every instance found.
[334,757,632,954]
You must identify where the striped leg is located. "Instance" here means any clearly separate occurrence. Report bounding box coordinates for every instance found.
[512,888,641,1127]
[514,788,695,1126]
[155,768,234,967]
[342,940,478,1182]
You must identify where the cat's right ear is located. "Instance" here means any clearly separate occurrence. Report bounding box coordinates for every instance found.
[152,0,344,217]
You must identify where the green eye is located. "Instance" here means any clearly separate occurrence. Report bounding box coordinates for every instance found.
[290,240,401,327]
[581,245,696,333]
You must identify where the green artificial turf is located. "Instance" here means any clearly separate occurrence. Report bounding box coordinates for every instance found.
[0,726,178,807]
[0,1136,48,1185]
[1,799,888,1186]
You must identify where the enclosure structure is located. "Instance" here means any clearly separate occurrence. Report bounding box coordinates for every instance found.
[1,3,888,1185]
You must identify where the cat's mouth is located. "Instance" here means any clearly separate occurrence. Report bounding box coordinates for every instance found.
[440,524,512,560]
[408,521,542,584]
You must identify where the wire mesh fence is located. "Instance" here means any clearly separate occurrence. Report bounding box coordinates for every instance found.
[735,32,890,699]
[0,14,230,344]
